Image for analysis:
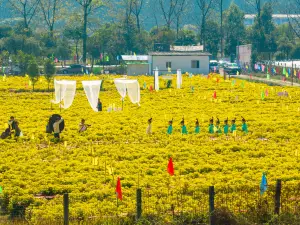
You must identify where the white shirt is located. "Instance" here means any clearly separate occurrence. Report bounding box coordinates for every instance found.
[53,119,63,133]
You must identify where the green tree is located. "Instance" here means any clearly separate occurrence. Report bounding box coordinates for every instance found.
[251,2,277,59]
[224,3,245,57]
[44,59,56,91]
[13,51,35,75]
[176,29,197,46]
[27,60,40,91]
[150,27,176,51]
[205,20,220,59]
[74,0,105,65]
[63,25,83,63]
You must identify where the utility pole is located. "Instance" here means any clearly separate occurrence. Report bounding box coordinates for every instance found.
[220,0,223,58]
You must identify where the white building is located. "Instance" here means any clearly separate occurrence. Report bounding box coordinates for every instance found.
[121,55,149,76]
[149,51,211,75]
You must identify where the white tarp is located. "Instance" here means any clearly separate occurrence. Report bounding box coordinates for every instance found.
[114,79,140,105]
[177,69,182,89]
[154,69,159,91]
[82,80,102,112]
[52,80,76,109]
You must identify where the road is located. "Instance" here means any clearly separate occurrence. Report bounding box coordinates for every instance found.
[238,74,300,87]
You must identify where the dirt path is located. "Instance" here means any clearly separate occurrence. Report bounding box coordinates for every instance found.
[237,75,300,87]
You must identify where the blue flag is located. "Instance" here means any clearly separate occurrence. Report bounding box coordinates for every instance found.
[260,173,267,195]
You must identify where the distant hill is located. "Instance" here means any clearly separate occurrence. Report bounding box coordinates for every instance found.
[0,0,285,28]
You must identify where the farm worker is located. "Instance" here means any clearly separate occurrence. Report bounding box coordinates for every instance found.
[14,121,22,137]
[230,118,237,133]
[223,118,229,135]
[241,117,248,134]
[208,117,214,134]
[53,117,64,139]
[180,118,188,134]
[215,118,222,134]
[195,119,200,134]
[8,116,17,131]
[78,119,90,133]
[146,118,152,135]
[97,98,102,112]
[167,119,173,135]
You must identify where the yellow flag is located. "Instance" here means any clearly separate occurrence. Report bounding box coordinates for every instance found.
[2,74,6,81]
[29,80,32,86]
[31,134,35,140]
[233,130,237,137]
[64,141,67,148]
[107,166,113,175]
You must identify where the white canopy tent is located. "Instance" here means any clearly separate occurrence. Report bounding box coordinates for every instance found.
[114,79,140,106]
[52,80,76,109]
[153,69,182,90]
[82,80,102,112]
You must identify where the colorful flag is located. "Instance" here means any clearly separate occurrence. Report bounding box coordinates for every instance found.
[115,177,122,200]
[213,91,217,99]
[0,186,2,194]
[167,157,174,176]
[261,91,265,100]
[100,53,103,60]
[260,172,268,195]
[105,55,110,62]
[283,67,286,75]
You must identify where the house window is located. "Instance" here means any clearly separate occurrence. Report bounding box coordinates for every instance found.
[166,62,172,68]
[191,60,200,68]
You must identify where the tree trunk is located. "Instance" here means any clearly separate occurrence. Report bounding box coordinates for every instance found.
[201,16,206,51]
[76,42,79,64]
[82,6,88,66]
[136,15,140,33]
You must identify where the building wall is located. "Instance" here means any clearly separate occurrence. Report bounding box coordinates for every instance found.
[127,64,149,76]
[149,55,210,75]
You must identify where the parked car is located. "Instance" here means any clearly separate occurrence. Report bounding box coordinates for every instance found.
[5,66,21,75]
[58,64,90,74]
[224,63,241,75]
[209,60,219,72]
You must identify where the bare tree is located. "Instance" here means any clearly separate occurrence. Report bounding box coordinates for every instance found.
[196,0,214,51]
[75,0,105,65]
[39,0,64,36]
[7,0,41,29]
[286,0,300,38]
[158,0,180,30]
[174,0,188,37]
[132,0,144,33]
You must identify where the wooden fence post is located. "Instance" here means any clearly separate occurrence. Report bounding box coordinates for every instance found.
[209,186,215,225]
[274,179,282,215]
[63,193,69,225]
[136,188,142,220]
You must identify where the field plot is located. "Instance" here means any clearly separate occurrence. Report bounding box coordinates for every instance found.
[0,74,300,224]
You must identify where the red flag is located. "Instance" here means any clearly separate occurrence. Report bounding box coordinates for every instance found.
[149,85,153,92]
[216,78,220,83]
[250,74,252,79]
[115,177,122,201]
[213,91,217,99]
[167,158,174,176]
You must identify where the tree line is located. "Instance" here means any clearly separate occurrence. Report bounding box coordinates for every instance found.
[0,0,299,69]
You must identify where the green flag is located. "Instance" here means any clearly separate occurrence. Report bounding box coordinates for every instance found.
[283,67,286,75]
[105,55,109,62]
[0,186,3,194]
[261,91,265,100]
[267,73,270,80]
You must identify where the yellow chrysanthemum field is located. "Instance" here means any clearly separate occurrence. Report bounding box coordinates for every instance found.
[0,74,300,223]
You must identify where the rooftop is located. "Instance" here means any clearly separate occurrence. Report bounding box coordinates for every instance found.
[121,55,148,61]
[149,51,211,56]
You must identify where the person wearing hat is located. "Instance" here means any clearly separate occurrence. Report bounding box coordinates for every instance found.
[241,117,248,134]
[195,119,200,134]
[167,119,173,135]
[223,118,229,135]
[208,117,214,134]
[181,118,188,135]
[230,118,237,133]
[215,118,222,134]
[78,119,91,133]
[146,118,152,135]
